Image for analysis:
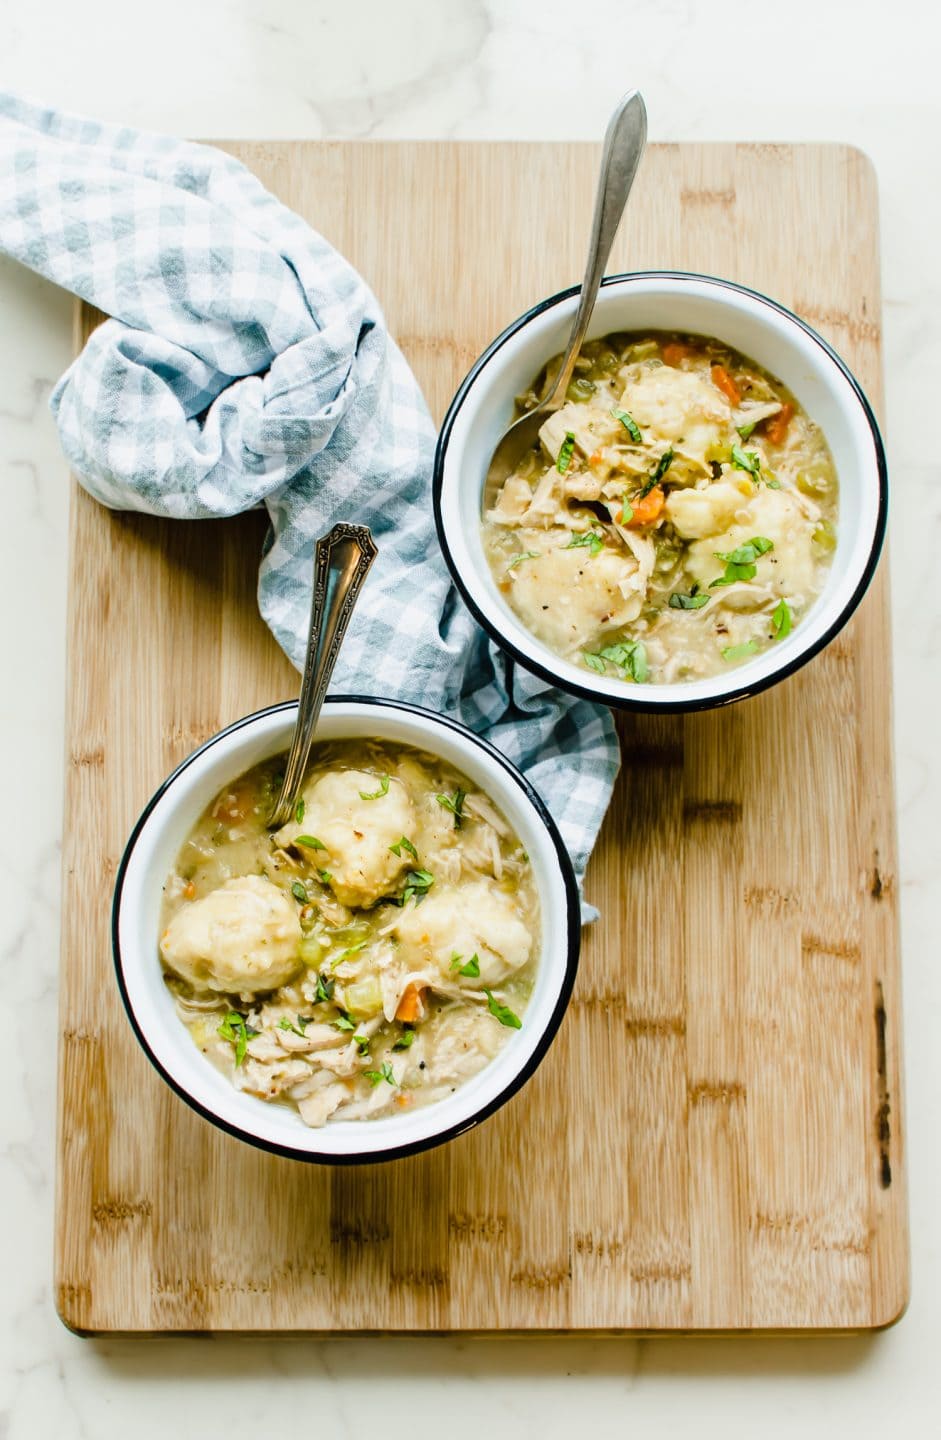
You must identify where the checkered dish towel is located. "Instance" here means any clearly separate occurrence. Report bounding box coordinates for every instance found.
[0,95,620,908]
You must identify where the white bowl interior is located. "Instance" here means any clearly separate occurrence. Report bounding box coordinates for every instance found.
[116,701,575,1159]
[439,275,882,706]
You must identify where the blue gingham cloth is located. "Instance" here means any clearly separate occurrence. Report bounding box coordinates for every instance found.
[0,95,620,906]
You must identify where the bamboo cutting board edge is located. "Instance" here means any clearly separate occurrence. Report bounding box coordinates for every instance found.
[55,140,908,1335]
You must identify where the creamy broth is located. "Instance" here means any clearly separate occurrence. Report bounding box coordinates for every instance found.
[483,331,838,686]
[159,740,538,1127]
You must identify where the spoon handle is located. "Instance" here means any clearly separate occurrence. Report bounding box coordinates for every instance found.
[546,90,648,408]
[267,522,378,829]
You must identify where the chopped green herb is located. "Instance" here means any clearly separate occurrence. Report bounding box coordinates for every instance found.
[354,1033,371,1057]
[557,431,577,474]
[583,651,607,674]
[736,422,756,441]
[318,868,333,884]
[291,880,309,904]
[731,443,761,477]
[401,869,435,905]
[710,536,774,588]
[506,550,540,571]
[619,497,634,524]
[392,1029,415,1051]
[598,640,649,684]
[359,774,390,800]
[218,1012,258,1067]
[294,798,305,824]
[449,952,480,978]
[766,477,782,489]
[669,590,710,610]
[332,1011,356,1032]
[278,1015,312,1037]
[611,407,642,443]
[333,939,368,963]
[564,530,605,557]
[314,972,336,1003]
[639,446,674,497]
[436,789,466,828]
[364,1062,396,1086]
[389,835,418,859]
[721,640,760,662]
[772,597,793,638]
[484,990,522,1029]
[294,834,326,850]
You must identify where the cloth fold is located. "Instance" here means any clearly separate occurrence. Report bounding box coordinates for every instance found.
[0,94,620,902]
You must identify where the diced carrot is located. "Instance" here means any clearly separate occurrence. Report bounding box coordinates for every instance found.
[395,1093,411,1109]
[395,985,425,1024]
[662,341,691,367]
[626,485,665,527]
[710,363,741,405]
[588,450,604,467]
[764,402,794,445]
[183,881,196,900]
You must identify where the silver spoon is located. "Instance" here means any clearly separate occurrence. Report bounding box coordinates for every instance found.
[267,521,378,830]
[482,89,647,509]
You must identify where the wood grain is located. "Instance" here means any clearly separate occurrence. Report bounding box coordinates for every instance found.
[55,141,908,1334]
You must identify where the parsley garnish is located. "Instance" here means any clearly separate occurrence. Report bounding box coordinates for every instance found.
[364,1063,396,1086]
[611,408,642,443]
[557,431,576,474]
[294,799,305,824]
[359,774,390,800]
[354,1033,371,1057]
[333,939,368,963]
[507,550,540,570]
[736,422,756,441]
[564,530,604,557]
[401,869,434,905]
[278,1014,312,1037]
[393,1030,415,1051]
[619,497,634,524]
[450,952,480,978]
[291,880,309,903]
[669,589,710,610]
[721,640,760,661]
[318,868,332,884]
[332,1011,356,1032]
[314,972,336,1003]
[638,447,674,497]
[294,834,325,850]
[218,1012,258,1067]
[772,597,793,638]
[709,536,774,588]
[731,444,761,478]
[484,991,522,1029]
[436,789,466,828]
[585,640,648,684]
[389,836,418,859]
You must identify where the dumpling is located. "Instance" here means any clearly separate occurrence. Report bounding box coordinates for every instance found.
[685,486,816,598]
[277,768,415,907]
[507,528,645,654]
[665,478,753,540]
[160,874,302,995]
[620,366,728,466]
[393,878,532,987]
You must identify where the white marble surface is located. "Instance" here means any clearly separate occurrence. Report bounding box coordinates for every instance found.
[1,0,939,1434]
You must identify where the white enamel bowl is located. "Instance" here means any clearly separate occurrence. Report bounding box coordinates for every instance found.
[433,272,887,712]
[113,697,580,1164]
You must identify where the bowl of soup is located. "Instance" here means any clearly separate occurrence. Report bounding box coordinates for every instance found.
[433,272,887,710]
[113,697,580,1163]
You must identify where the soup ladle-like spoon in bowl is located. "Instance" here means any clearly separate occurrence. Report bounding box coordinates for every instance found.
[266,521,378,830]
[481,89,647,510]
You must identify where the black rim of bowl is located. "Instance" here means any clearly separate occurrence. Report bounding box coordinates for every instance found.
[112,695,582,1165]
[432,269,889,714]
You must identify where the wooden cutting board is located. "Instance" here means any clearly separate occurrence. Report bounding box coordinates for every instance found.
[56,141,908,1334]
